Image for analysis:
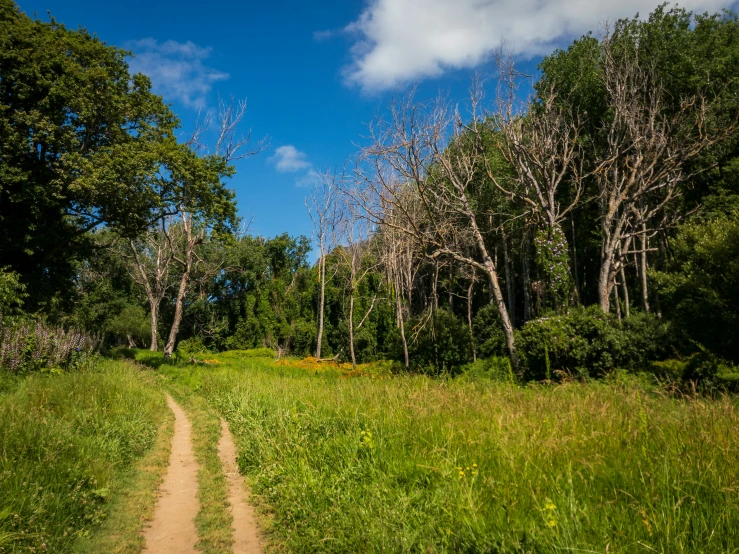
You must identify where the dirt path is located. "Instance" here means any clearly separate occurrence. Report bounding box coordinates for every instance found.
[142,395,200,553]
[218,418,264,554]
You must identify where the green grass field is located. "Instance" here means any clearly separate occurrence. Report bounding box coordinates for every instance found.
[147,350,739,553]
[0,360,169,554]
[2,350,738,553]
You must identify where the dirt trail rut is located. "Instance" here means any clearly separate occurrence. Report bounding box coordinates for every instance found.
[218,418,264,554]
[142,395,200,553]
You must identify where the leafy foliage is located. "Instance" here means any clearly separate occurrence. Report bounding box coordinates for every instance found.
[516,306,674,380]
[652,213,739,362]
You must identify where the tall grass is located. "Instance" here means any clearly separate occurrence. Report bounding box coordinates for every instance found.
[0,360,167,553]
[155,353,739,553]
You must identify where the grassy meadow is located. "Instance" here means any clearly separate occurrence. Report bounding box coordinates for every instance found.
[0,360,170,554]
[141,350,739,553]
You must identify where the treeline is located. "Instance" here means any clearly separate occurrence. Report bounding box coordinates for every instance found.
[1,2,738,384]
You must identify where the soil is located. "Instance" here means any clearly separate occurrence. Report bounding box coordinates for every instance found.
[218,418,264,554]
[140,395,264,553]
[142,395,200,553]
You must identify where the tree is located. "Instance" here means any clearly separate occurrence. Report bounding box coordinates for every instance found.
[353,90,520,368]
[335,198,381,370]
[482,65,586,310]
[0,1,176,309]
[306,171,340,359]
[380,223,418,368]
[652,213,739,362]
[537,6,739,311]
[592,29,735,313]
[126,221,179,351]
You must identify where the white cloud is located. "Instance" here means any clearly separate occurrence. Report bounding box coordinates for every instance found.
[296,169,323,188]
[268,145,321,187]
[268,145,313,173]
[343,0,733,91]
[125,38,229,108]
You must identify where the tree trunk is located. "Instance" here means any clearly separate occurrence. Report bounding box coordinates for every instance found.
[619,237,631,319]
[598,253,613,313]
[127,334,137,349]
[640,224,650,313]
[164,265,190,359]
[503,234,516,326]
[316,252,326,358]
[467,279,477,363]
[432,261,439,312]
[571,215,580,300]
[149,302,159,351]
[483,257,519,369]
[396,289,409,368]
[348,290,356,370]
[448,266,454,312]
[620,265,630,319]
[523,246,532,322]
[613,282,622,322]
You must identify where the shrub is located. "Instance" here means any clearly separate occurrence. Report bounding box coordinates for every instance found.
[516,306,673,381]
[472,305,506,358]
[0,319,99,373]
[106,305,150,347]
[651,351,739,394]
[176,337,211,359]
[288,319,317,357]
[0,268,26,318]
[401,309,473,374]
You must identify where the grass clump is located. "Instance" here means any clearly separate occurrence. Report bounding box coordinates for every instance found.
[0,360,167,553]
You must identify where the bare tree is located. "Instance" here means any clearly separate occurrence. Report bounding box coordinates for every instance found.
[306,171,340,359]
[336,195,380,370]
[592,33,734,313]
[484,63,586,235]
[352,89,520,368]
[126,221,179,351]
[381,218,419,368]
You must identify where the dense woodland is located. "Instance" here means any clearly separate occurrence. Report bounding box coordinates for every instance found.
[1,1,739,387]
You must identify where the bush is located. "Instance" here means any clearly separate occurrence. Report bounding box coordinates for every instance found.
[458,356,514,381]
[0,268,26,318]
[472,305,506,358]
[288,319,316,357]
[176,337,211,359]
[106,305,150,347]
[652,351,739,394]
[400,309,473,374]
[0,319,99,373]
[516,306,673,381]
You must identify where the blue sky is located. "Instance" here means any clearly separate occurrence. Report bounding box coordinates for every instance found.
[15,0,737,249]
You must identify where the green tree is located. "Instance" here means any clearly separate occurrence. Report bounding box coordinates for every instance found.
[652,214,739,362]
[0,1,177,310]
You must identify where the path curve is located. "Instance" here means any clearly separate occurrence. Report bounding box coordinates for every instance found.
[142,395,200,553]
[218,418,264,554]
